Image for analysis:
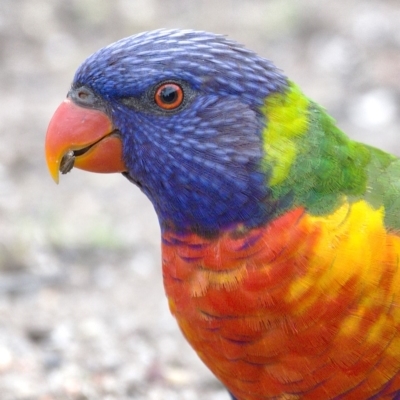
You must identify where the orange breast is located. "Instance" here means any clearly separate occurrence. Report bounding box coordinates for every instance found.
[162,201,400,399]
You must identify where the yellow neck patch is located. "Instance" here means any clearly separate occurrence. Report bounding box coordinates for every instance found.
[261,82,310,186]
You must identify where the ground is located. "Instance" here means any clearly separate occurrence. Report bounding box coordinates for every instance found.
[0,1,399,399]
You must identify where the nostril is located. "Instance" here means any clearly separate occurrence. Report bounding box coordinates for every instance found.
[75,87,93,102]
[68,86,107,112]
[78,91,89,100]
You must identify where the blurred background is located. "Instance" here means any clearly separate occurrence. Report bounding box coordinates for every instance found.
[0,0,399,399]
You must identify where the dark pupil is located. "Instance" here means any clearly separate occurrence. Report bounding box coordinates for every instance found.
[160,86,178,103]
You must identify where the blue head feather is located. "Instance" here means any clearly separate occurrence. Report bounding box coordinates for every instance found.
[73,29,288,234]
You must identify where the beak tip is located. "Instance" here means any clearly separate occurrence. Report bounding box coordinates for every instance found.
[46,156,60,184]
[50,168,60,184]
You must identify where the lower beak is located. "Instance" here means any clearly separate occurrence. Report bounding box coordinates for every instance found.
[45,99,127,183]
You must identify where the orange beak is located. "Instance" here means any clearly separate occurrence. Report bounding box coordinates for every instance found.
[45,99,127,183]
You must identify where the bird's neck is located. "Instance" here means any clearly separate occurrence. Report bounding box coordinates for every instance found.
[260,82,371,217]
[120,104,277,235]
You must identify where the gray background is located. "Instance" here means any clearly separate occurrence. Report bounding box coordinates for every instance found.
[1,0,399,399]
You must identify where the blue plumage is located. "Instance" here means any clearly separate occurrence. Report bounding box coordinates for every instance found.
[72,29,288,233]
[74,30,286,104]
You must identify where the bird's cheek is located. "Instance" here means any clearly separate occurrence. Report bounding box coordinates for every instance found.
[45,99,127,183]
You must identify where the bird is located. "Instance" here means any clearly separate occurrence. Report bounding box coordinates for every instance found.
[45,29,400,399]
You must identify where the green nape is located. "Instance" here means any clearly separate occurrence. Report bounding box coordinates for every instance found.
[364,150,400,231]
[261,82,400,230]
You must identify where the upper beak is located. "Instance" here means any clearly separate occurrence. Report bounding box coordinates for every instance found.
[45,99,127,183]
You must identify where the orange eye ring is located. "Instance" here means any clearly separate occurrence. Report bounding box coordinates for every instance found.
[154,83,184,110]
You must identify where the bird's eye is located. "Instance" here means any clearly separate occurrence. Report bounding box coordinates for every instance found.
[154,83,184,110]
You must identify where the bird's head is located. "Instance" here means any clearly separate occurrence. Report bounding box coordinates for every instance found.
[45,29,289,234]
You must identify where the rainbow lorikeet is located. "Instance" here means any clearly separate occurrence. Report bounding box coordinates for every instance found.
[45,29,400,399]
